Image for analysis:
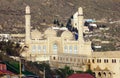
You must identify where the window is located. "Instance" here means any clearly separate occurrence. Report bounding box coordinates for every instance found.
[60,57,62,61]
[78,59,80,62]
[98,72,101,77]
[43,46,46,53]
[32,45,36,52]
[97,59,101,63]
[66,58,68,61]
[103,72,106,77]
[53,43,58,54]
[104,59,108,63]
[74,58,76,62]
[84,59,87,63]
[69,46,72,53]
[112,59,116,63]
[38,46,41,52]
[75,23,77,26]
[53,57,56,60]
[92,59,95,63]
[64,46,68,53]
[88,59,91,63]
[70,58,72,61]
[61,57,64,61]
[74,45,78,54]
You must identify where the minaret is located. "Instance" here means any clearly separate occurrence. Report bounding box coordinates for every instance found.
[78,7,85,55]
[78,7,84,43]
[25,5,31,45]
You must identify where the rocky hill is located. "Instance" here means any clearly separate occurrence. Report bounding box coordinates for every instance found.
[0,0,120,50]
[0,0,120,32]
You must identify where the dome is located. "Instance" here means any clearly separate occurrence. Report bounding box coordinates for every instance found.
[31,29,42,39]
[44,28,57,37]
[61,30,74,40]
[21,51,27,57]
[73,12,78,19]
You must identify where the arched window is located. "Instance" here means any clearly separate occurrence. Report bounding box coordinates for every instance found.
[53,43,58,54]
[92,59,95,63]
[66,58,68,61]
[112,59,116,63]
[98,72,101,77]
[97,59,101,63]
[32,45,36,52]
[69,46,72,53]
[103,72,106,77]
[64,46,68,53]
[43,46,46,53]
[74,58,76,62]
[53,57,56,60]
[108,72,112,77]
[38,46,41,52]
[88,59,91,63]
[74,45,78,54]
[104,59,108,63]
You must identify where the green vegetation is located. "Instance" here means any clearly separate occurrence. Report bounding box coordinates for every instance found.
[55,66,74,78]
[54,65,94,78]
[85,69,93,75]
[4,61,36,76]
[0,51,94,78]
[0,41,20,56]
[30,62,53,78]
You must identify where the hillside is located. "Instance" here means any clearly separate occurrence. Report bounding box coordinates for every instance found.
[0,0,120,50]
[0,0,120,33]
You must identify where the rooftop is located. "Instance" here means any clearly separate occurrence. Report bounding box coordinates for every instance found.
[92,51,120,58]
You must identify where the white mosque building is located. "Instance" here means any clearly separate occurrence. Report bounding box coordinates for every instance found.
[21,5,120,78]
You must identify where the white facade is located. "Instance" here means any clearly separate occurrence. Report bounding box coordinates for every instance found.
[22,5,92,70]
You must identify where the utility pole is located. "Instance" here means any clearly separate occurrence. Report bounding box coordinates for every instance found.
[19,45,25,78]
[43,67,45,78]
[19,58,22,78]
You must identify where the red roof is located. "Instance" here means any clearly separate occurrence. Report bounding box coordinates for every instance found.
[0,70,14,75]
[68,73,95,78]
[0,71,4,75]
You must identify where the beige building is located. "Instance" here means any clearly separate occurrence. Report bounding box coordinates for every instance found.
[21,6,120,78]
[90,51,120,78]
[22,5,91,70]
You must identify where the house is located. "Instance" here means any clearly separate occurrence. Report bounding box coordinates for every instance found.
[0,62,15,78]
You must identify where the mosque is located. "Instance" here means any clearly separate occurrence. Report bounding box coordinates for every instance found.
[21,6,120,78]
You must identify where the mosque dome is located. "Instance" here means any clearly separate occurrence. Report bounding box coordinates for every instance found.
[21,51,27,57]
[20,46,29,57]
[44,28,57,38]
[31,29,42,39]
[61,30,74,40]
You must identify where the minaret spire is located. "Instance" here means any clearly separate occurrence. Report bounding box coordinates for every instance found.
[26,5,30,14]
[25,5,31,45]
[78,7,84,43]
[77,7,85,55]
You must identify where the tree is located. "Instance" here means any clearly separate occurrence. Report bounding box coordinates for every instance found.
[0,41,20,56]
[56,20,60,26]
[53,19,57,24]
[32,62,53,78]
[53,19,60,26]
[56,66,74,78]
[61,23,64,27]
[84,21,89,26]
[66,19,72,29]
[85,69,93,75]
